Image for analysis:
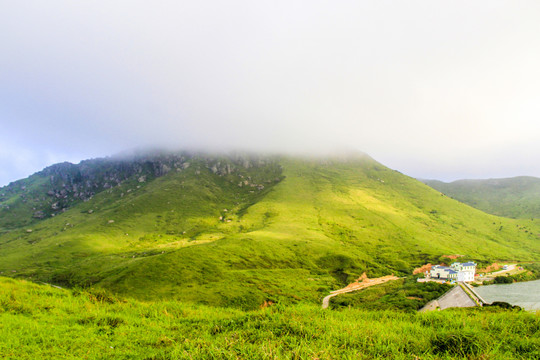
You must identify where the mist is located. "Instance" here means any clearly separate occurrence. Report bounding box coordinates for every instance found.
[2,1,540,186]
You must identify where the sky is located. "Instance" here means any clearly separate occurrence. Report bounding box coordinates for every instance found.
[1,1,540,186]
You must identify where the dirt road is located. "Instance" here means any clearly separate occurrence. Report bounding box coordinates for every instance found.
[490,264,516,276]
[322,274,400,309]
[322,294,336,309]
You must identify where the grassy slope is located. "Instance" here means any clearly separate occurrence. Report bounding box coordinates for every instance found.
[423,176,540,219]
[1,154,539,308]
[1,277,539,359]
[0,175,51,232]
[331,277,452,312]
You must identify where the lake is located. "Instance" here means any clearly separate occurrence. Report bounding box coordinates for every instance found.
[474,279,540,311]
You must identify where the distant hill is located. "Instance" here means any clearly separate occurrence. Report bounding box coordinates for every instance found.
[1,151,539,308]
[422,177,540,219]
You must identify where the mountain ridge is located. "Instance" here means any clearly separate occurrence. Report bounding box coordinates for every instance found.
[1,151,539,308]
[422,176,540,219]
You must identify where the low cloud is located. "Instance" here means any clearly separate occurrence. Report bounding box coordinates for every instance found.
[1,1,540,185]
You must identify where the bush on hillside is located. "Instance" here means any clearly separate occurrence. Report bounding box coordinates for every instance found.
[432,331,481,357]
[332,277,450,312]
[494,276,513,284]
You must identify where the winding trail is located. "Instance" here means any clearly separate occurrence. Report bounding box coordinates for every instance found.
[489,264,517,276]
[322,294,336,309]
[322,274,400,309]
[41,282,64,289]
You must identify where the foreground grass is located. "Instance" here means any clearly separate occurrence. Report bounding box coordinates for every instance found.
[1,277,539,359]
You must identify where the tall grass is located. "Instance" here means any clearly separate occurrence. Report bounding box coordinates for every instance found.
[1,277,539,359]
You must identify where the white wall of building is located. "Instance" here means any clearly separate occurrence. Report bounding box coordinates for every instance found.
[457,271,474,282]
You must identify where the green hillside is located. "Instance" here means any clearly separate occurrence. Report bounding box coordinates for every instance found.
[422,177,540,219]
[1,152,539,308]
[2,277,539,359]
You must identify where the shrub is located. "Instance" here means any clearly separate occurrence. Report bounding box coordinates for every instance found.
[494,276,513,284]
[84,288,121,304]
[432,331,481,357]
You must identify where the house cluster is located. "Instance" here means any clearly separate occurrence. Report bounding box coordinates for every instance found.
[430,262,476,282]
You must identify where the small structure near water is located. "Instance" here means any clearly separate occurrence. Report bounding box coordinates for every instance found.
[420,281,486,312]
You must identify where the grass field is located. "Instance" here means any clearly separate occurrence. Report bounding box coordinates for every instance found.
[1,153,539,308]
[1,277,539,359]
[423,177,540,219]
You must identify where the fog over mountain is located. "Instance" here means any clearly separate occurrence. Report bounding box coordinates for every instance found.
[1,1,540,186]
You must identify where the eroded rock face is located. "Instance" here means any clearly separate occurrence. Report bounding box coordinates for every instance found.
[0,151,284,229]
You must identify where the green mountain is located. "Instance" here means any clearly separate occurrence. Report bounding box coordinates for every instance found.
[1,151,539,308]
[422,177,540,219]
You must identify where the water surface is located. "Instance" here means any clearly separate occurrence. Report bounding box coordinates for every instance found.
[474,279,540,311]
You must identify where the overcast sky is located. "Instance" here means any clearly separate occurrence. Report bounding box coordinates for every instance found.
[1,1,540,186]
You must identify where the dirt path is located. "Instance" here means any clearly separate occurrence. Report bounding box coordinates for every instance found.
[322,294,336,309]
[322,274,400,309]
[41,282,64,289]
[490,264,516,276]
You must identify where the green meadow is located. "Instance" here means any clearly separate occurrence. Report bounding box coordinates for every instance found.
[1,277,539,359]
[423,177,540,219]
[1,153,539,308]
[1,152,540,359]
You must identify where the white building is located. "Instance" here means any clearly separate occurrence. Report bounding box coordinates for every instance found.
[457,270,474,282]
[430,262,477,282]
[430,265,457,280]
[452,261,477,282]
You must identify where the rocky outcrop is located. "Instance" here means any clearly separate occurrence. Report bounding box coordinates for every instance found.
[0,151,284,228]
